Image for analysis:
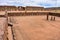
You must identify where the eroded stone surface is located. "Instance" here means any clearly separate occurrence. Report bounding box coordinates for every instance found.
[0,18,6,40]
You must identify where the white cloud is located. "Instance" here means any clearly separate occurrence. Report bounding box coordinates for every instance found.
[0,0,60,7]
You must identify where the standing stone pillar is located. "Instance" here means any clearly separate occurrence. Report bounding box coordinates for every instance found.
[50,16,55,21]
[47,13,49,20]
[53,16,55,21]
[50,16,53,21]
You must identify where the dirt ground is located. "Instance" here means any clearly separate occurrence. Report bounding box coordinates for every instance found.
[12,15,60,40]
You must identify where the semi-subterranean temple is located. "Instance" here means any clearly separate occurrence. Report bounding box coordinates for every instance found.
[0,6,60,40]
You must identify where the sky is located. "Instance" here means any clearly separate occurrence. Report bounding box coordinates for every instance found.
[0,0,60,8]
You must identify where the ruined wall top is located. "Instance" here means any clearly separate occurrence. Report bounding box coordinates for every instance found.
[0,6,60,11]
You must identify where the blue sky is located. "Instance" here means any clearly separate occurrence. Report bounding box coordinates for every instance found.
[0,0,60,7]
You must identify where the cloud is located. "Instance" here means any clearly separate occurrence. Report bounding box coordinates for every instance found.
[0,0,60,7]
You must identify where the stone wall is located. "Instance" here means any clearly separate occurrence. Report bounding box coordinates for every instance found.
[0,6,60,11]
[25,6,44,11]
[18,6,25,11]
[44,7,60,11]
[0,6,18,11]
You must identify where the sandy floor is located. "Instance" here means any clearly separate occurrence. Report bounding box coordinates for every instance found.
[12,15,60,40]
